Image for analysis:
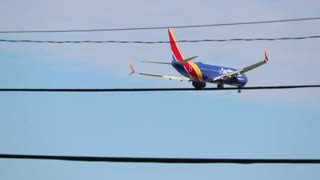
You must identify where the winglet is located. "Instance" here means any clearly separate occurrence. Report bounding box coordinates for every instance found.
[129,62,135,75]
[264,49,269,62]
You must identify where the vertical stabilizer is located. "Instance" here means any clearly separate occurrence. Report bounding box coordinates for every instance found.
[168,28,185,62]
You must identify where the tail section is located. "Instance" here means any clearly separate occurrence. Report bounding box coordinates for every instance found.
[168,28,185,62]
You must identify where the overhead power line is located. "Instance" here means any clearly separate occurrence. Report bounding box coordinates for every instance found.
[0,85,319,92]
[1,154,320,164]
[1,35,320,44]
[1,17,320,33]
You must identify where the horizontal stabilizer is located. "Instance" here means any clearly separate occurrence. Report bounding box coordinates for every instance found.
[177,56,198,65]
[141,61,172,65]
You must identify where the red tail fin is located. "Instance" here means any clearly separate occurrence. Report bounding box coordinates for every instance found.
[168,28,185,62]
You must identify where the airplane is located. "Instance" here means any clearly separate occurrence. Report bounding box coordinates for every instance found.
[129,28,269,93]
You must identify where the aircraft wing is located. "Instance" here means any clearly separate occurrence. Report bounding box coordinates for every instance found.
[139,72,191,81]
[129,63,190,81]
[213,50,269,82]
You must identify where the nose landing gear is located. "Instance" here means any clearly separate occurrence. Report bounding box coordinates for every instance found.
[217,82,242,93]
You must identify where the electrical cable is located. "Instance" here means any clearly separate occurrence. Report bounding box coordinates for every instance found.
[0,85,319,92]
[0,154,319,164]
[0,35,320,44]
[0,17,320,33]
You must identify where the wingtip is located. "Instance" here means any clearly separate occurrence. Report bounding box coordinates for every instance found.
[129,62,135,75]
[264,49,269,62]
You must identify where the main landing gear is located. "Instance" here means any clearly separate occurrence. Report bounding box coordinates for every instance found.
[217,83,224,89]
[217,82,242,93]
[192,81,206,90]
[193,81,242,93]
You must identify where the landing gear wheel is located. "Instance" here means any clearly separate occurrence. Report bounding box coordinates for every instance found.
[192,81,206,90]
[217,83,224,89]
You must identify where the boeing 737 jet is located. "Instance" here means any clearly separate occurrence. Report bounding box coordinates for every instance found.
[129,28,269,93]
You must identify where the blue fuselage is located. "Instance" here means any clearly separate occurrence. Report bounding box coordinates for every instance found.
[172,61,248,87]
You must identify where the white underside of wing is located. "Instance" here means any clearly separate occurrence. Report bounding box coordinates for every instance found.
[139,72,190,81]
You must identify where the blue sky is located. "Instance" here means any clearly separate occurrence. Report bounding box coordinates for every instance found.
[1,0,320,179]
